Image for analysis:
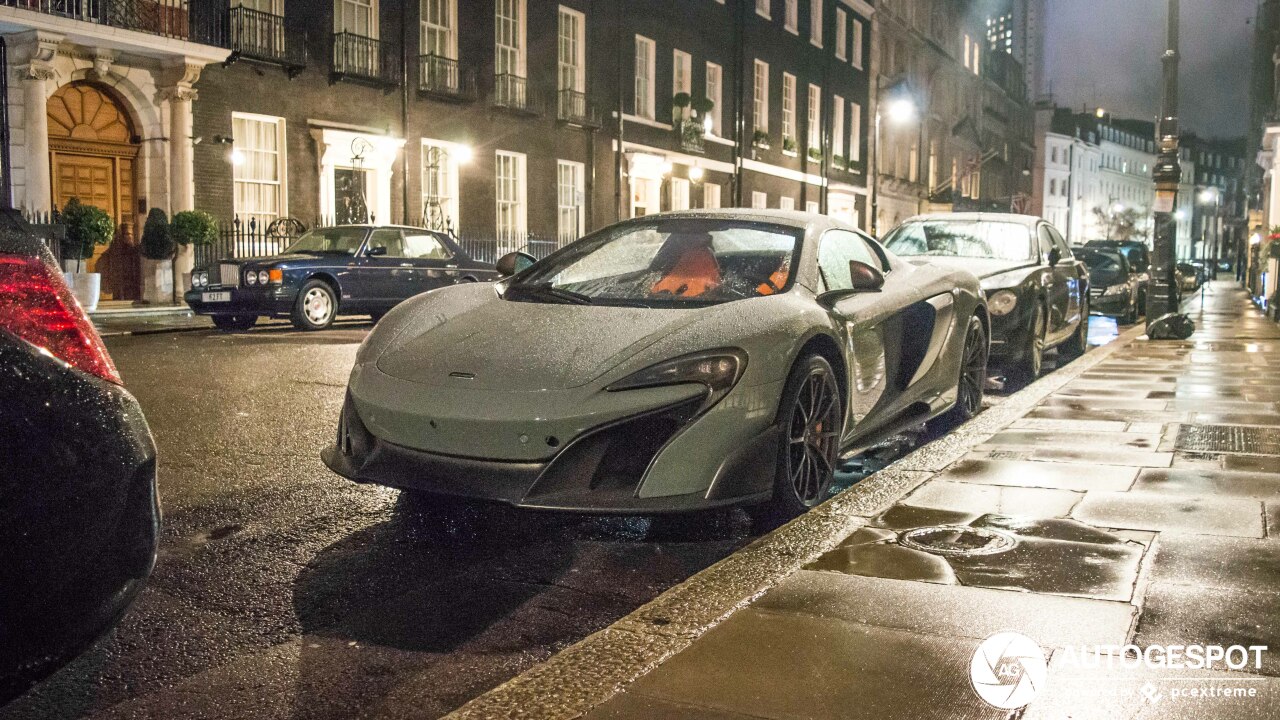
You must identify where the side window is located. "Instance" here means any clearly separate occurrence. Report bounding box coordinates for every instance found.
[366,229,405,258]
[1037,226,1055,262]
[1047,225,1072,259]
[818,230,880,292]
[403,232,453,260]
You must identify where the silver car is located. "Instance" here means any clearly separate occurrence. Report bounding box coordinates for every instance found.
[323,211,987,519]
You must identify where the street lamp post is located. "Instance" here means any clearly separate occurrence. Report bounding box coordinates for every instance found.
[1148,0,1194,338]
[870,84,917,236]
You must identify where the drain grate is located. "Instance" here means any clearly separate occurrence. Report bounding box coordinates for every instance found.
[898,525,1018,557]
[1175,424,1280,456]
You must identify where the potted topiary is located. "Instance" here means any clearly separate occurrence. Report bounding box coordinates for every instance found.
[140,208,175,303]
[808,147,823,163]
[171,210,218,290]
[671,92,691,123]
[60,198,115,311]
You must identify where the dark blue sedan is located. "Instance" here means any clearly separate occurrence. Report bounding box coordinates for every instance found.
[185,225,498,331]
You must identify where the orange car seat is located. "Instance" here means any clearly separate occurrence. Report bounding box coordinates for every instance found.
[651,235,721,297]
[757,260,790,295]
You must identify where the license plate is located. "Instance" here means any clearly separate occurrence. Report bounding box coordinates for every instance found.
[202,291,231,302]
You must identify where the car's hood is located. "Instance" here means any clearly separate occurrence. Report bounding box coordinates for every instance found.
[1089,269,1125,287]
[906,256,1036,280]
[375,291,710,391]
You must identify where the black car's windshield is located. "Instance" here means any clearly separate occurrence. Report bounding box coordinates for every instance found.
[1078,249,1125,283]
[283,227,368,255]
[883,220,1034,262]
[508,219,803,306]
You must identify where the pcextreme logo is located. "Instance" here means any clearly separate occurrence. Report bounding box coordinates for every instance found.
[970,632,1048,710]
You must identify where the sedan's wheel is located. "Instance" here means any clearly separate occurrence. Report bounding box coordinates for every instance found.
[291,280,337,331]
[211,314,257,332]
[931,315,988,430]
[1059,300,1089,360]
[755,354,843,522]
[1008,305,1045,387]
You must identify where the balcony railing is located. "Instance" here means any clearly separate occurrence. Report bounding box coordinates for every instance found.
[331,32,399,86]
[492,73,540,115]
[1,0,228,45]
[676,119,706,154]
[557,88,599,128]
[228,6,304,73]
[417,54,477,101]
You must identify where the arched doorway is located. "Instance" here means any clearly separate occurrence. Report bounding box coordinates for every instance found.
[48,82,141,301]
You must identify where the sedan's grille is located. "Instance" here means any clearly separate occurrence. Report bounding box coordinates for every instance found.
[218,263,241,287]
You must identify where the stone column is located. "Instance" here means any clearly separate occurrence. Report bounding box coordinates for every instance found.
[160,59,203,293]
[23,66,54,215]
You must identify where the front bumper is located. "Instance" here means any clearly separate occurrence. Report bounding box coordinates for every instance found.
[1090,292,1131,317]
[987,307,1029,364]
[184,284,295,316]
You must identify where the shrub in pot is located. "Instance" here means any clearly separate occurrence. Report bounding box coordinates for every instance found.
[61,198,114,311]
[140,208,175,303]
[171,210,216,292]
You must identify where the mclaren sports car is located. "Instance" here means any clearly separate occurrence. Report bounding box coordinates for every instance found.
[322,211,988,518]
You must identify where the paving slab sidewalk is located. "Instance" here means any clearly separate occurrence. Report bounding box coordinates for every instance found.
[453,283,1280,720]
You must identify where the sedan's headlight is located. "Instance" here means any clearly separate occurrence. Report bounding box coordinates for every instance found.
[245,270,258,286]
[258,270,270,285]
[607,349,748,410]
[1103,284,1129,297]
[988,290,1018,317]
[193,272,205,287]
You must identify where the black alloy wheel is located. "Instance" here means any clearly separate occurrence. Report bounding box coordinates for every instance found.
[756,354,844,522]
[1059,300,1089,360]
[931,315,988,430]
[1009,304,1046,387]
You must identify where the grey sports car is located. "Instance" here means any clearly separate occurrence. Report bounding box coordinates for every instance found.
[322,211,988,518]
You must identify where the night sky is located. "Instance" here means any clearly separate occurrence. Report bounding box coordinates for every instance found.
[1044,0,1255,139]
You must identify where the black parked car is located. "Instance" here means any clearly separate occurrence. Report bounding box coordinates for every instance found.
[1084,240,1150,315]
[0,217,158,702]
[1078,247,1140,324]
[186,225,500,331]
[884,213,1090,385]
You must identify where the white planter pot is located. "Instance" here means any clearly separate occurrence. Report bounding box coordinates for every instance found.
[141,259,174,304]
[174,244,195,292]
[63,272,101,312]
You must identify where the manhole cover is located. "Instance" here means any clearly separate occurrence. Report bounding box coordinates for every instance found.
[898,525,1018,557]
[1175,424,1280,456]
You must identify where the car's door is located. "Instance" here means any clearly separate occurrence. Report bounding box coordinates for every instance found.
[401,230,460,294]
[1037,224,1071,340]
[358,229,416,309]
[1046,224,1084,340]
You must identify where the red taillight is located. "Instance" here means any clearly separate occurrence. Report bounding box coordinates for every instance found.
[0,253,122,385]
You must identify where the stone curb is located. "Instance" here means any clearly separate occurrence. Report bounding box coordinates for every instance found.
[98,325,212,338]
[445,322,1151,720]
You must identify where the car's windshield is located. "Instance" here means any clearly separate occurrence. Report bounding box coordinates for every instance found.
[1080,250,1124,274]
[882,220,1034,262]
[283,227,368,255]
[509,219,803,307]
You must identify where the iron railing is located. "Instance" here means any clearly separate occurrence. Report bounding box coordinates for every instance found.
[1,0,228,45]
[676,120,706,154]
[194,217,304,269]
[492,73,539,115]
[228,6,303,70]
[331,32,399,85]
[455,233,559,265]
[557,89,599,127]
[417,54,476,101]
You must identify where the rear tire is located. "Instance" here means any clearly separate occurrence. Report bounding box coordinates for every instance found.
[211,314,257,332]
[291,280,337,331]
[1007,304,1045,388]
[930,315,988,430]
[751,354,844,523]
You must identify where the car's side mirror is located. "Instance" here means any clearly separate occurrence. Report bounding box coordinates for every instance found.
[1047,248,1062,267]
[366,246,387,257]
[818,260,884,307]
[496,251,537,277]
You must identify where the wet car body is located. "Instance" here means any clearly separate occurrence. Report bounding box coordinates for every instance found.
[1079,247,1140,322]
[0,221,159,702]
[323,210,988,516]
[1084,239,1150,314]
[185,225,498,330]
[883,213,1089,383]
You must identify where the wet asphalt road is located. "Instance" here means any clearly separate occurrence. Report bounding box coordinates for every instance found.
[2,316,1120,719]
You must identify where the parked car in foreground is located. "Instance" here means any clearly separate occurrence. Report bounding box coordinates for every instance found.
[1084,240,1150,315]
[1078,247,1141,324]
[323,211,988,519]
[0,218,158,702]
[882,213,1089,386]
[186,225,499,331]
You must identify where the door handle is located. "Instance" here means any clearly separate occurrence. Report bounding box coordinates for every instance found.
[399,263,414,268]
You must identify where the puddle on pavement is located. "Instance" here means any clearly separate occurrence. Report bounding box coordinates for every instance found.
[805,505,1145,602]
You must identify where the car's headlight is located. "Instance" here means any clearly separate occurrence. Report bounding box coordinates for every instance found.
[607,349,748,409]
[1103,284,1129,297]
[988,290,1018,317]
[245,269,258,285]
[193,272,205,287]
[258,270,271,285]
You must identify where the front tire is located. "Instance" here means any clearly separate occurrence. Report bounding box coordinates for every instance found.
[291,280,337,331]
[1059,301,1089,361]
[931,315,988,430]
[211,314,257,332]
[754,354,844,522]
[1008,304,1046,387]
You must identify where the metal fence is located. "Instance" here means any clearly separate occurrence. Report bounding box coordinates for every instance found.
[194,218,303,269]
[454,233,560,265]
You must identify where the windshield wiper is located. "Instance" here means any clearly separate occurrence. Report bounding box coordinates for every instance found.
[507,282,593,305]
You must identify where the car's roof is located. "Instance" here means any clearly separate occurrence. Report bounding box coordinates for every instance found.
[899,212,1045,228]
[318,224,439,232]
[622,209,856,232]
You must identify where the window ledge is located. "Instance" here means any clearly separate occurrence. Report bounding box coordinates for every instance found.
[624,113,674,131]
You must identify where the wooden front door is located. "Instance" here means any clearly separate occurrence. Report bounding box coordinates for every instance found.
[48,82,140,301]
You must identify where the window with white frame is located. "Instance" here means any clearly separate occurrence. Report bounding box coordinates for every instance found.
[702,183,721,209]
[806,200,819,214]
[495,0,525,78]
[705,62,723,135]
[784,0,797,32]
[835,9,846,60]
[781,73,796,147]
[337,0,375,36]
[850,101,862,161]
[673,49,692,121]
[755,0,769,19]
[495,150,527,246]
[807,84,821,152]
[832,95,844,159]
[670,177,690,211]
[232,112,286,229]
[556,159,584,244]
[851,19,864,68]
[753,59,769,133]
[635,35,656,119]
[809,0,822,46]
[752,190,767,209]
[779,196,795,210]
[421,0,455,58]
[420,138,460,232]
[558,7,585,94]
